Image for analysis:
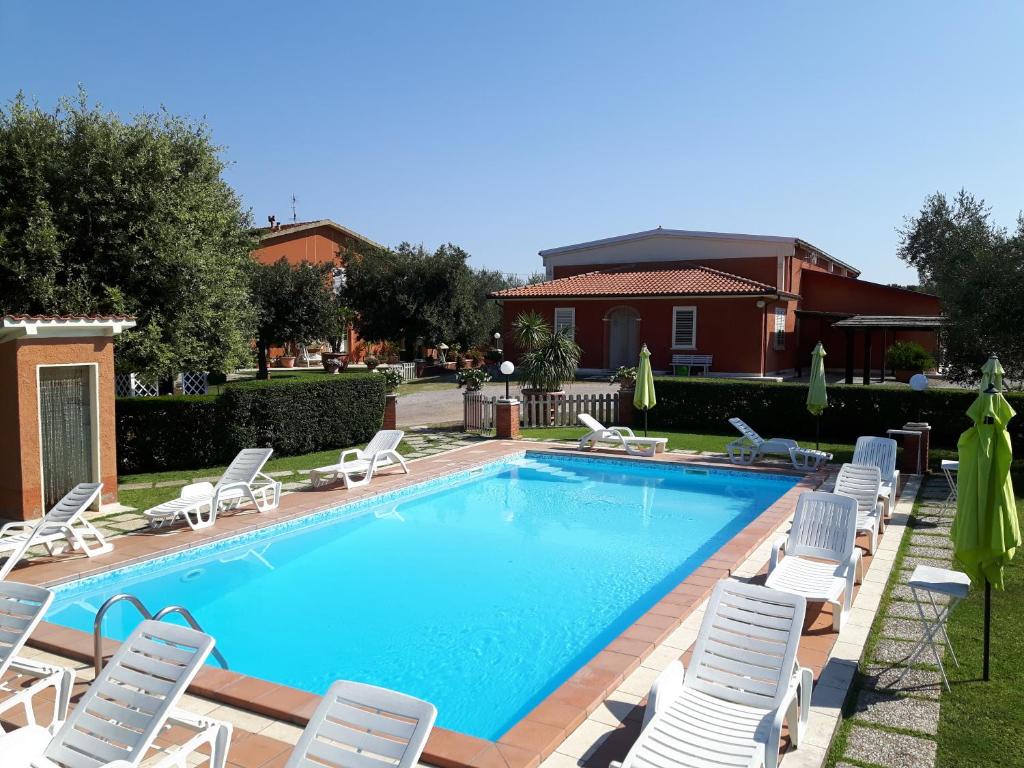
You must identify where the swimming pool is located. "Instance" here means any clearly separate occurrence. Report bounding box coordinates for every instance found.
[49,452,797,739]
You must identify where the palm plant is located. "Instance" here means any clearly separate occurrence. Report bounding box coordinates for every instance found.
[512,311,581,392]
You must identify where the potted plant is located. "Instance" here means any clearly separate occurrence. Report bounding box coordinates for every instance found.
[451,343,466,370]
[512,310,581,404]
[376,366,404,393]
[456,368,492,392]
[468,347,486,368]
[609,365,638,392]
[885,341,935,383]
[364,355,380,371]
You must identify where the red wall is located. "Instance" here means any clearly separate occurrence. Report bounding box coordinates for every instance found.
[500,297,774,375]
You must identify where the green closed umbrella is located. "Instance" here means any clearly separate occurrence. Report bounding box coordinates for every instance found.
[633,344,656,437]
[806,342,828,450]
[950,381,1020,680]
[980,353,1005,392]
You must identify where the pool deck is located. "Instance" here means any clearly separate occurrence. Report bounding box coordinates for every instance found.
[5,440,871,768]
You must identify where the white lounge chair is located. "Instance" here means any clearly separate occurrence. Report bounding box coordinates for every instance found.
[144,448,281,530]
[615,580,810,768]
[834,463,885,555]
[852,436,900,514]
[0,582,75,733]
[310,431,409,489]
[0,620,232,768]
[766,491,860,631]
[0,483,108,579]
[577,414,667,457]
[726,418,801,464]
[285,680,437,768]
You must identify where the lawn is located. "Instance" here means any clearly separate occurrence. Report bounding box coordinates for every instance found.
[934,499,1023,768]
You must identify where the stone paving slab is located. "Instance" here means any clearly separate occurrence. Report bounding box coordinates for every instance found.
[844,725,937,768]
[886,601,937,620]
[905,546,954,561]
[908,535,952,549]
[901,556,955,571]
[853,691,940,735]
[862,665,942,700]
[880,618,928,642]
[891,584,950,603]
[872,638,943,665]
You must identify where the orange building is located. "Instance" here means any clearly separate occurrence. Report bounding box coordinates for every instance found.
[251,219,383,358]
[0,315,134,520]
[492,228,942,381]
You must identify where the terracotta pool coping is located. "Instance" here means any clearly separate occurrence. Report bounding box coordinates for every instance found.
[16,442,827,768]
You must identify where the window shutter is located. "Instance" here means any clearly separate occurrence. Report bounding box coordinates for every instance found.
[672,307,696,348]
[554,307,575,340]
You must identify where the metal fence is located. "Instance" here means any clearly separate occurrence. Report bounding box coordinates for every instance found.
[463,391,620,431]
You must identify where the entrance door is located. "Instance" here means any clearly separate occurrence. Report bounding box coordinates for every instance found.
[39,366,94,509]
[607,307,640,369]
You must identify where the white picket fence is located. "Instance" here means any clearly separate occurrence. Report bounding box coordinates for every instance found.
[463,391,620,431]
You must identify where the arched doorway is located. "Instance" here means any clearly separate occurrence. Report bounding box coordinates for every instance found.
[606,307,641,369]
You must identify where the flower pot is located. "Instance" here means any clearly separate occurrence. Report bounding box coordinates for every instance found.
[276,356,296,369]
[894,369,920,384]
[322,352,348,372]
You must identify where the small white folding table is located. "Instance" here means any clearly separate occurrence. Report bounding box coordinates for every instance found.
[898,564,971,691]
[940,459,959,512]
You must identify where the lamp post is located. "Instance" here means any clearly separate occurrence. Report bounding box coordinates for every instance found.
[500,360,515,400]
[494,332,502,361]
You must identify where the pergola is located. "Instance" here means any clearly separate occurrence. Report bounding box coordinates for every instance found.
[831,315,944,384]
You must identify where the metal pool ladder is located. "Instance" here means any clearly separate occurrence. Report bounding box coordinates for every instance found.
[93,593,229,675]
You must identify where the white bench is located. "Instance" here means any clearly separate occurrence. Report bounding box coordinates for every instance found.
[672,354,712,376]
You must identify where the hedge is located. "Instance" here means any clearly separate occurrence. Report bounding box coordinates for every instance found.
[116,373,386,474]
[647,377,1024,449]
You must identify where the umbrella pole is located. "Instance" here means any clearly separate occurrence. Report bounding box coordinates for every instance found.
[983,579,991,681]
[644,407,648,437]
[815,415,820,451]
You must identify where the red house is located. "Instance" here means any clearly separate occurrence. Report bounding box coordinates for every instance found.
[491,228,941,381]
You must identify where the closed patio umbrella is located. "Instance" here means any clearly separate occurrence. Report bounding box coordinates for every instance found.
[633,344,656,437]
[950,381,1020,680]
[980,353,1005,392]
[806,342,828,450]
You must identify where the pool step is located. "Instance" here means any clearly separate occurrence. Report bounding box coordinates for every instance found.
[514,459,588,483]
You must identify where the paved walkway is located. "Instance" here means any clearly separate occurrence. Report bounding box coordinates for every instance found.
[834,477,955,768]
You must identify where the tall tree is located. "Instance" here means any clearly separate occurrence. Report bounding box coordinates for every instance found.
[0,90,256,377]
[250,258,335,379]
[898,190,1024,387]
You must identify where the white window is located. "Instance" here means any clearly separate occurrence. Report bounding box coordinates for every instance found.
[773,307,787,350]
[672,306,697,349]
[332,267,346,294]
[554,307,576,340]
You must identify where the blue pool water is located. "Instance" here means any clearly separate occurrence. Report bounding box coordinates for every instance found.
[49,453,796,739]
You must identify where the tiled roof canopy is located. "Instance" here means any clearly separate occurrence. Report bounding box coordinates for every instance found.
[490,266,789,299]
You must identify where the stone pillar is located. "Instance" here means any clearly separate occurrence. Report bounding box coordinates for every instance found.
[495,398,520,440]
[902,422,932,475]
[383,393,398,430]
[618,389,635,427]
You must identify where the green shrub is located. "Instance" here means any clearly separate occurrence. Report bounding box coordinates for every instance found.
[647,377,1024,448]
[886,341,935,371]
[116,373,386,473]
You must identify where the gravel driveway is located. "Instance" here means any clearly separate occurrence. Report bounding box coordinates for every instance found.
[396,379,615,427]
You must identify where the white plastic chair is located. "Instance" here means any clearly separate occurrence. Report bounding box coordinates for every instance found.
[615,580,810,768]
[0,483,108,580]
[726,418,800,465]
[852,436,900,514]
[310,431,409,489]
[0,581,75,733]
[0,619,232,768]
[576,414,667,457]
[285,680,437,768]
[766,491,860,631]
[144,448,281,530]
[834,463,885,554]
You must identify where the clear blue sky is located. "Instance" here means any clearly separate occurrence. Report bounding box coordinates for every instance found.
[2,1,1022,284]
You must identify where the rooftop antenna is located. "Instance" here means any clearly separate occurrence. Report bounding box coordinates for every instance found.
[290,193,298,223]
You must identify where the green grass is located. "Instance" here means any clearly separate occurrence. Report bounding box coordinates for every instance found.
[934,499,1023,768]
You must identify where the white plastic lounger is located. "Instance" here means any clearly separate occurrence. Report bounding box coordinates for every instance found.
[766,491,860,631]
[614,580,810,768]
[144,448,281,530]
[577,414,667,457]
[310,430,409,489]
[285,680,437,768]
[0,483,108,579]
[0,582,75,733]
[728,418,799,464]
[0,619,232,768]
[852,436,900,514]
[834,463,885,555]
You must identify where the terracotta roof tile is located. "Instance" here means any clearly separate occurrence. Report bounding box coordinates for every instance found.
[3,314,136,322]
[490,266,780,299]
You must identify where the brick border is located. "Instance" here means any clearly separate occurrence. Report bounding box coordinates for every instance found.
[17,443,826,768]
